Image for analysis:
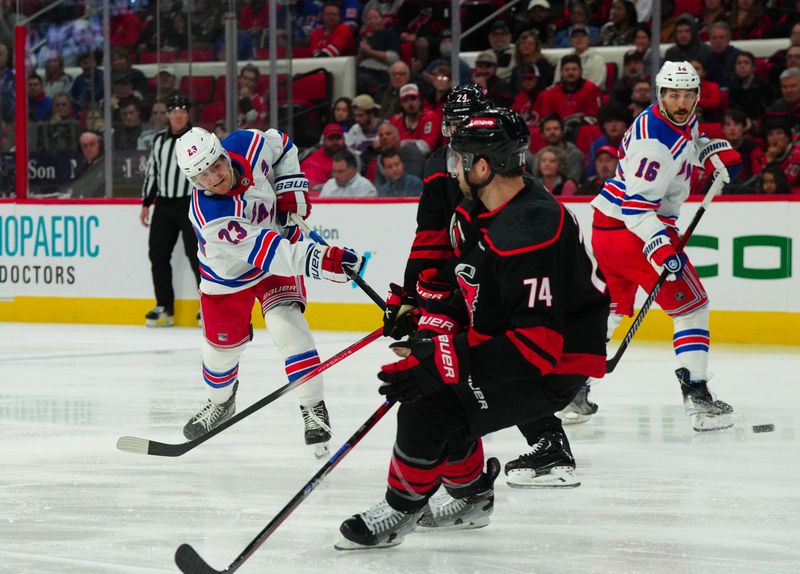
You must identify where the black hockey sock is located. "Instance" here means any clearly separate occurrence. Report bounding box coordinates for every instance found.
[517,414,564,446]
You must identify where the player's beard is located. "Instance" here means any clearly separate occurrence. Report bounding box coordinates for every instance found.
[461,170,494,202]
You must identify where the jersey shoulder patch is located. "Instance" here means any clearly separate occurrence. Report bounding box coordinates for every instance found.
[481,183,564,255]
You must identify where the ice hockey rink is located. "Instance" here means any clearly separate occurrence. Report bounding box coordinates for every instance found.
[1,322,798,574]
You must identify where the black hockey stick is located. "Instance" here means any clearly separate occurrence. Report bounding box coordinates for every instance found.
[606,174,724,374]
[175,399,396,574]
[290,214,386,310]
[116,327,383,457]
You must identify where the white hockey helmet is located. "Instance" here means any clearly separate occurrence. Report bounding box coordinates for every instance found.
[655,61,700,125]
[176,127,228,182]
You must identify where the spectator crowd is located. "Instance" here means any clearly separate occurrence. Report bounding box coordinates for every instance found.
[1,0,800,196]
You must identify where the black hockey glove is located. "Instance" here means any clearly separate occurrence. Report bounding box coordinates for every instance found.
[377,334,470,403]
[382,283,420,340]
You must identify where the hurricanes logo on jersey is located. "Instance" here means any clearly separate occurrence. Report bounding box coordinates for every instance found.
[455,263,479,326]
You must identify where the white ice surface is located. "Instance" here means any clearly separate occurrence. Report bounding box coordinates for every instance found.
[0,323,799,574]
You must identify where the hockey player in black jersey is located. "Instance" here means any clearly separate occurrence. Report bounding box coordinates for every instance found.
[336,109,610,550]
[383,84,600,488]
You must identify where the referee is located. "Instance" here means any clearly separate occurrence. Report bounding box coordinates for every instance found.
[139,93,201,327]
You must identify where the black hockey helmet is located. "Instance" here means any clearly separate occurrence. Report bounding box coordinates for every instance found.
[448,108,530,176]
[441,83,492,137]
[167,93,192,111]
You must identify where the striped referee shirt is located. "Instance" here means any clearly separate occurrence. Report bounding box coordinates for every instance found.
[141,126,193,206]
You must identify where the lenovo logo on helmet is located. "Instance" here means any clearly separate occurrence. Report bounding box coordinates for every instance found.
[466,117,497,128]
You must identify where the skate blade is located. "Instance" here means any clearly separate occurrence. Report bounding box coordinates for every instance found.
[506,467,581,489]
[313,442,330,459]
[692,413,734,432]
[145,318,174,328]
[557,411,594,425]
[334,536,403,551]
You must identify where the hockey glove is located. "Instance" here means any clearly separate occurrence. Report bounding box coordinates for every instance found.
[643,229,684,281]
[383,283,420,340]
[305,244,364,283]
[275,174,311,226]
[416,268,457,302]
[697,138,742,184]
[378,334,470,403]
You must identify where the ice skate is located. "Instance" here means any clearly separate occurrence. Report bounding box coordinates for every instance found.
[505,430,580,488]
[301,400,331,459]
[145,306,174,327]
[335,500,423,550]
[556,383,598,425]
[418,457,500,531]
[675,368,734,431]
[183,382,238,440]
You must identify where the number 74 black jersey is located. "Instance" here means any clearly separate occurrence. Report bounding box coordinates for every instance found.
[450,178,610,381]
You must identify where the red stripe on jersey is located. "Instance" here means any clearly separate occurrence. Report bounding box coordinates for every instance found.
[246,133,261,164]
[552,352,606,378]
[506,326,564,376]
[412,228,449,248]
[481,203,565,256]
[388,455,441,494]
[252,231,281,269]
[409,247,452,260]
[672,335,709,347]
[423,171,448,183]
[466,328,492,347]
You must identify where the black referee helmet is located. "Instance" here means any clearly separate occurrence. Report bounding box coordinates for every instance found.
[167,93,192,111]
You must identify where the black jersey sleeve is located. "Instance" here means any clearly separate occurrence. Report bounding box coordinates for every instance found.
[402,148,459,295]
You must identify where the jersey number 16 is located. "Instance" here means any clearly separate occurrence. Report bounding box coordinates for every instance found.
[634,158,660,181]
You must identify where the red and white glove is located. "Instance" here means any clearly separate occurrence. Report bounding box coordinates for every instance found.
[697,138,742,184]
[377,334,470,403]
[275,174,311,225]
[416,268,456,301]
[305,244,364,283]
[643,229,684,281]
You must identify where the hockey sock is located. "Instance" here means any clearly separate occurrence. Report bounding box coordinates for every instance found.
[264,303,324,407]
[386,444,445,512]
[201,338,243,403]
[672,305,710,381]
[441,440,487,497]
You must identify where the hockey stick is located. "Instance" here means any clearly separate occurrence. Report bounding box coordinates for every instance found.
[175,399,396,574]
[290,213,386,310]
[116,327,383,457]
[605,174,724,374]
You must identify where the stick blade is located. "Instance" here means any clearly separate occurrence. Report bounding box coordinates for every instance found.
[116,435,151,455]
[175,543,222,574]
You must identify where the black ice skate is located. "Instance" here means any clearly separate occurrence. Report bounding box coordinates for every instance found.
[556,383,598,425]
[301,400,331,459]
[335,500,423,550]
[417,457,501,531]
[675,368,734,432]
[504,430,580,488]
[183,382,238,440]
[145,306,174,327]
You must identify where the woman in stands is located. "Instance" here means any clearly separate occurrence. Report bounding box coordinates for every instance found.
[332,97,354,133]
[536,146,577,196]
[512,30,554,91]
[728,0,773,40]
[729,51,775,122]
[600,0,637,46]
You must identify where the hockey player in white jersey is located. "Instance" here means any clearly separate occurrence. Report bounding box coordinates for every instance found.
[590,61,741,431]
[175,126,364,457]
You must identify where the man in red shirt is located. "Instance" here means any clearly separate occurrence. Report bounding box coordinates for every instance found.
[310,2,356,58]
[390,83,441,153]
[301,123,347,194]
[539,54,604,125]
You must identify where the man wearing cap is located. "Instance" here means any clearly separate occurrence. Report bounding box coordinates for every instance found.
[378,61,412,118]
[472,51,515,108]
[763,118,800,192]
[139,93,201,327]
[578,144,618,195]
[345,93,383,161]
[155,66,181,104]
[513,0,556,45]
[554,25,606,91]
[487,20,516,81]
[539,54,604,126]
[390,83,442,153]
[510,64,546,125]
[301,123,347,194]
